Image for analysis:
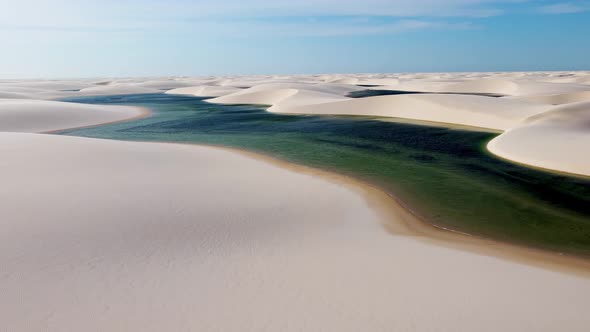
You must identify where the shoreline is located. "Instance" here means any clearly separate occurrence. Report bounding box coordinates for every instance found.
[46,101,590,276]
[187,142,590,277]
[42,106,153,135]
[487,139,590,180]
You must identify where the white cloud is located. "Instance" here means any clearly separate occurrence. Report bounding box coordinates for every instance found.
[0,0,523,26]
[192,18,476,37]
[539,2,590,14]
[0,0,514,37]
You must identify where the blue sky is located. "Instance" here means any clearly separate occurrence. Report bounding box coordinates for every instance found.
[1,0,589,78]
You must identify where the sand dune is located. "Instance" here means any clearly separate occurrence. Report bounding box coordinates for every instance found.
[442,79,519,95]
[0,80,174,100]
[243,92,548,131]
[328,77,359,84]
[76,84,160,96]
[203,73,589,174]
[2,72,590,330]
[137,79,200,90]
[239,82,362,95]
[0,99,143,132]
[3,132,590,331]
[7,80,93,91]
[512,90,590,105]
[488,101,590,176]
[358,77,400,86]
[208,82,359,106]
[166,85,242,97]
[266,89,350,111]
[0,91,30,99]
[514,81,590,96]
[210,88,300,105]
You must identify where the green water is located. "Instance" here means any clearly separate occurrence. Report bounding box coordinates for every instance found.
[58,93,590,257]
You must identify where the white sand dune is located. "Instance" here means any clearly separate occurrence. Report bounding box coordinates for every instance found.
[166,85,242,97]
[210,88,351,110]
[7,80,93,91]
[2,72,590,330]
[0,80,171,100]
[512,90,590,105]
[488,101,590,176]
[207,82,361,107]
[264,93,550,131]
[514,81,590,96]
[137,79,199,90]
[210,88,300,105]
[76,84,160,96]
[442,79,519,95]
[0,91,30,99]
[5,72,589,176]
[267,89,350,111]
[328,77,359,84]
[358,77,400,86]
[204,73,589,174]
[2,132,590,332]
[391,79,590,97]
[238,82,362,95]
[0,99,143,132]
[0,84,55,97]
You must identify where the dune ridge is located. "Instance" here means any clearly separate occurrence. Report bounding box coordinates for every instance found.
[488,101,590,177]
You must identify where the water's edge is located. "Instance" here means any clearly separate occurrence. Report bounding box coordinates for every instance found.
[57,93,590,262]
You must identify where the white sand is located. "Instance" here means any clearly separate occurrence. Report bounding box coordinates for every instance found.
[2,132,590,332]
[202,72,590,175]
[2,72,590,330]
[267,93,549,131]
[166,85,242,97]
[5,71,589,175]
[511,90,590,105]
[75,84,160,96]
[2,72,590,174]
[0,99,143,132]
[488,101,590,176]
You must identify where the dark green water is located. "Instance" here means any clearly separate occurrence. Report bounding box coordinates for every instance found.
[58,93,590,257]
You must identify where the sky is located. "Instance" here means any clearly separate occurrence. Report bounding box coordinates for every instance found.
[1,0,589,78]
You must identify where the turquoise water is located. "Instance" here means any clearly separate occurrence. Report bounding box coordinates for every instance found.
[58,93,590,257]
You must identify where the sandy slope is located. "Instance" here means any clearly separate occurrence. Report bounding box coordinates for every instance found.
[208,85,550,131]
[2,133,590,332]
[208,82,362,104]
[488,101,590,176]
[511,90,590,105]
[74,84,160,96]
[166,85,242,97]
[267,93,550,130]
[0,99,143,132]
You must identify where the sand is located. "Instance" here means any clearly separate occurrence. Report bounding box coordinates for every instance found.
[267,93,549,131]
[0,99,144,132]
[3,132,590,332]
[2,72,590,174]
[2,72,590,330]
[202,72,590,175]
[488,101,590,176]
[166,85,242,97]
[511,90,590,105]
